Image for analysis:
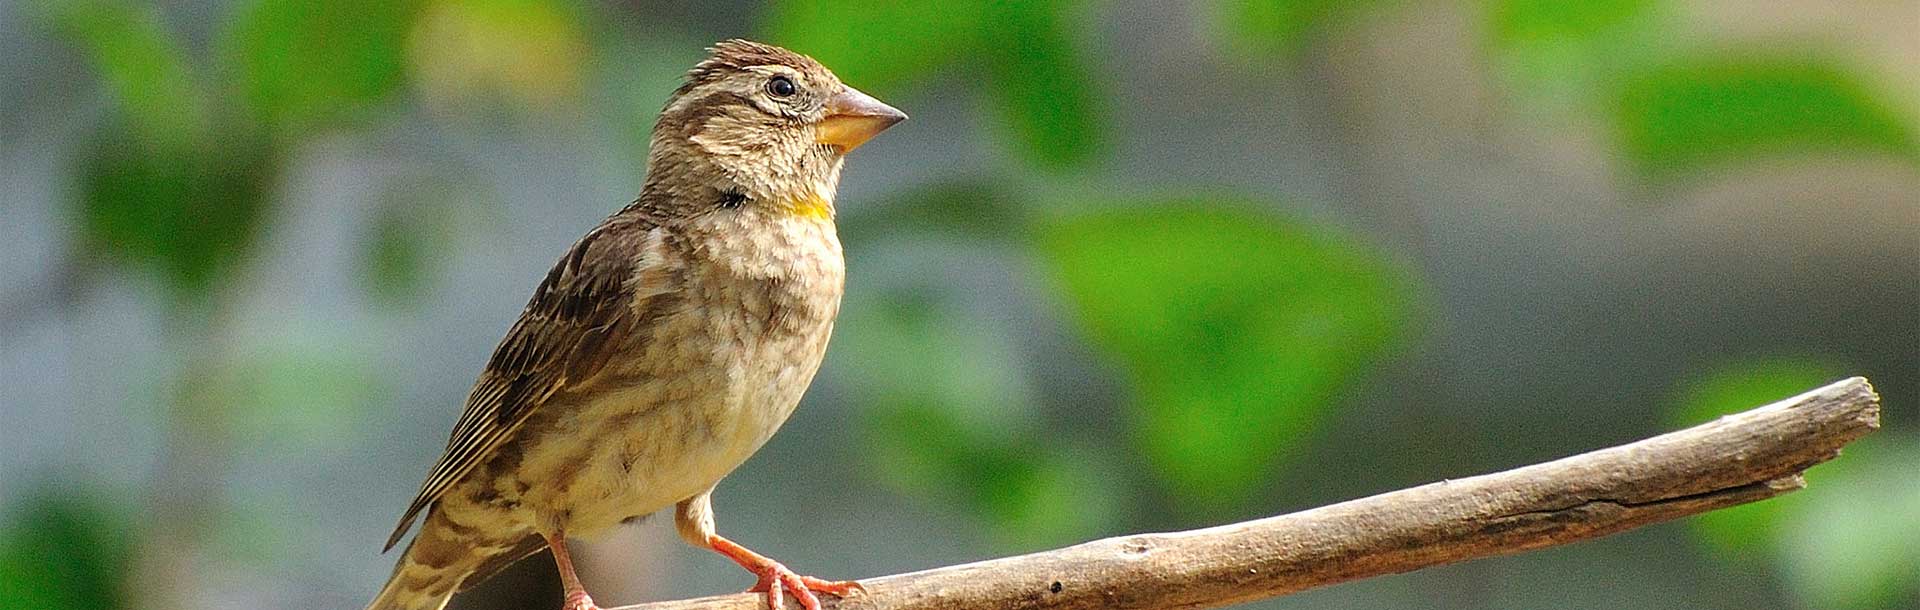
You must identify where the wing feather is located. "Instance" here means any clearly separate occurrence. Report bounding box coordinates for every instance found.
[384,222,677,551]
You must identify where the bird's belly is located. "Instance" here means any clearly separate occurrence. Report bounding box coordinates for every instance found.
[511,329,830,538]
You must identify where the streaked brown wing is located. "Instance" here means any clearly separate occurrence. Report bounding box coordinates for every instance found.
[385,221,679,551]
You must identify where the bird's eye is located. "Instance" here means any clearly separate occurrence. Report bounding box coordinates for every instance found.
[766,75,797,98]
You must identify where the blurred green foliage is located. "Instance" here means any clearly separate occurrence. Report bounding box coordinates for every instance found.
[220,337,386,452]
[838,181,1029,243]
[17,0,1916,607]
[766,1,978,91]
[43,0,279,303]
[1670,358,1845,559]
[40,1,262,304]
[1489,0,1665,110]
[860,371,1118,548]
[768,1,1104,168]
[367,204,435,305]
[364,178,471,306]
[1040,203,1415,508]
[1492,0,1656,44]
[0,490,130,610]
[836,220,1121,545]
[1491,0,1920,185]
[228,0,419,136]
[840,187,1420,534]
[1614,57,1919,183]
[1672,359,1920,610]
[1781,438,1920,610]
[1214,0,1378,57]
[39,0,207,151]
[76,128,276,303]
[409,0,589,117]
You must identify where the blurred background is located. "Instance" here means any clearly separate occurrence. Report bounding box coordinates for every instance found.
[2,1,1915,609]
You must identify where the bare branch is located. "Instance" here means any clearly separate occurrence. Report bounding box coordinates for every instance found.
[614,377,1881,610]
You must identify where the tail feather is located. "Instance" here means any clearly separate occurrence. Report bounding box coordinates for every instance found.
[366,509,517,610]
[365,568,454,610]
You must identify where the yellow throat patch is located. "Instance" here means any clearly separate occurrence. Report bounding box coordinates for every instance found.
[783,193,834,221]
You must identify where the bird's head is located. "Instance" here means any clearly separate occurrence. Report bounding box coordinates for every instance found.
[645,39,906,221]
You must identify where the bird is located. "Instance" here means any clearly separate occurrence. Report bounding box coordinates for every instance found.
[366,39,905,610]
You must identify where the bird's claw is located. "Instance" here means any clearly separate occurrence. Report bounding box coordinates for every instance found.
[562,590,601,610]
[745,562,863,610]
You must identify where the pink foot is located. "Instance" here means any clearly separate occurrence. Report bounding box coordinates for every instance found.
[706,534,862,610]
[745,562,863,610]
[562,590,599,610]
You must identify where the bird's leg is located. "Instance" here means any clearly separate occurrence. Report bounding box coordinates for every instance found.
[541,530,600,610]
[677,492,863,610]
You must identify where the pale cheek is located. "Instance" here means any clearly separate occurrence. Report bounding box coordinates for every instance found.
[694,128,840,202]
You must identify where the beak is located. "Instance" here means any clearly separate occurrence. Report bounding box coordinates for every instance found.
[816,86,906,152]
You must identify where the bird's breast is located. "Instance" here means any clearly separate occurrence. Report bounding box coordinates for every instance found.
[497,216,844,537]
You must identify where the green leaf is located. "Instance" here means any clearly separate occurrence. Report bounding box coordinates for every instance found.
[47,1,282,302]
[766,0,1106,169]
[1039,201,1416,508]
[1668,357,1845,559]
[0,488,132,610]
[979,2,1105,168]
[1612,57,1920,183]
[226,0,420,135]
[76,126,276,301]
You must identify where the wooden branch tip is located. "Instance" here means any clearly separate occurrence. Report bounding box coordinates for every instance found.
[613,377,1881,610]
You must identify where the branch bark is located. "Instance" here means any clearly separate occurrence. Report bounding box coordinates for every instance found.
[613,377,1882,610]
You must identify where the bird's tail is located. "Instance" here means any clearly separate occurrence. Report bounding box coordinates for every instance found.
[366,567,455,610]
[366,509,525,610]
